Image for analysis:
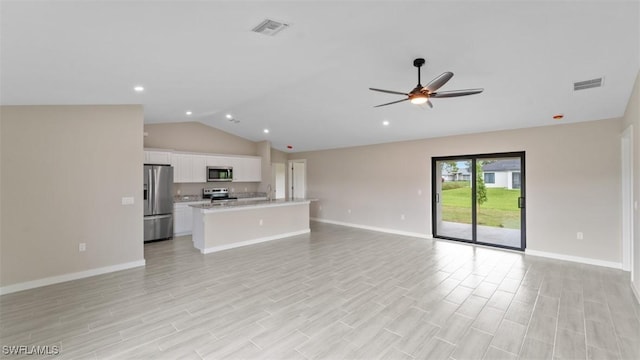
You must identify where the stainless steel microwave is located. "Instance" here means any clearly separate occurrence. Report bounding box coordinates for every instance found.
[207,166,233,182]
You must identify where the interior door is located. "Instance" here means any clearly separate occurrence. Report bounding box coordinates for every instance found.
[432,152,526,250]
[289,160,306,199]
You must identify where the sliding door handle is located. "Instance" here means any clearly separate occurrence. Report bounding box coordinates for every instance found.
[518,197,525,209]
[436,193,440,203]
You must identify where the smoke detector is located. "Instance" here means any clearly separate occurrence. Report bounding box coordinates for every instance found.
[252,19,289,36]
[574,77,603,91]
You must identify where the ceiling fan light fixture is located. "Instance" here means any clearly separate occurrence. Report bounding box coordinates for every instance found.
[410,94,428,105]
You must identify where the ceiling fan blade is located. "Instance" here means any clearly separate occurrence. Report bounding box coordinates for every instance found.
[374,98,410,108]
[369,88,409,96]
[425,72,454,92]
[427,100,434,108]
[430,88,484,98]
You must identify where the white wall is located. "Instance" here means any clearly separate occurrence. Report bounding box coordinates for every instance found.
[0,105,145,293]
[291,117,623,266]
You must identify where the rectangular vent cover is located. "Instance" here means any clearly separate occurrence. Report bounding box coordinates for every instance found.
[574,77,603,91]
[252,19,289,36]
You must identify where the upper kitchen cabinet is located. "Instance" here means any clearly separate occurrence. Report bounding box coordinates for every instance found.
[231,157,262,182]
[144,150,172,165]
[172,153,207,183]
[170,151,261,183]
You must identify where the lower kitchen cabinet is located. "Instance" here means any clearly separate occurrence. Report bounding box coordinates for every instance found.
[174,201,208,236]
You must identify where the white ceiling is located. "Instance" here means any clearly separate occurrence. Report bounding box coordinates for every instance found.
[2,1,639,152]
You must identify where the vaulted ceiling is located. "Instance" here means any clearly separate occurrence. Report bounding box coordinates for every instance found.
[2,1,638,152]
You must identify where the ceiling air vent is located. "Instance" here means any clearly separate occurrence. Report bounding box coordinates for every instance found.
[252,19,289,36]
[574,77,603,91]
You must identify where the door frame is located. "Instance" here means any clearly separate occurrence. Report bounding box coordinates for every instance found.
[287,159,307,200]
[431,151,526,251]
[622,125,634,276]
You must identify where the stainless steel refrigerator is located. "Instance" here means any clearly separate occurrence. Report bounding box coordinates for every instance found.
[144,165,174,242]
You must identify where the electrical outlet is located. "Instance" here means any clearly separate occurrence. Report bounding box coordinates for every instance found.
[577,232,584,240]
[259,219,263,226]
[401,214,405,220]
[79,243,86,252]
[418,189,422,196]
[347,209,351,214]
[121,197,134,205]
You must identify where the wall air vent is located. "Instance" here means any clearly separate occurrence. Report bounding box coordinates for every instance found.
[574,77,603,91]
[252,19,289,36]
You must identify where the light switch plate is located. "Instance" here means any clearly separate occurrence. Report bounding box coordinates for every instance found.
[121,197,134,205]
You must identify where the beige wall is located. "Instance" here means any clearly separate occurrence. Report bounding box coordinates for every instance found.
[144,121,257,155]
[622,70,640,295]
[256,141,271,193]
[1,105,144,289]
[271,148,288,164]
[291,118,623,264]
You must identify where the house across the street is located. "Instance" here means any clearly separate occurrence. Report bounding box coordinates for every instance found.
[482,159,522,189]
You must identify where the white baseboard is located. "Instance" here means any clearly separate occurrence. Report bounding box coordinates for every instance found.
[525,249,622,270]
[311,218,431,239]
[0,260,146,296]
[201,229,310,254]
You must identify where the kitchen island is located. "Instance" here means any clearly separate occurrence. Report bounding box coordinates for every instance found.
[190,199,311,254]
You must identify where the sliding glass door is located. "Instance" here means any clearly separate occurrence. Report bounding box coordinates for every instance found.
[432,152,526,250]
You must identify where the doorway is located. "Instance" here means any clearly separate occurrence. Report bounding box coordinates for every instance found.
[288,160,307,200]
[432,152,526,250]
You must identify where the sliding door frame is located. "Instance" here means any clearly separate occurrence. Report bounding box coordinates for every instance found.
[431,151,526,251]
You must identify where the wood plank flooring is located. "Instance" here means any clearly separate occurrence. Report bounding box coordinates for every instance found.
[1,222,639,359]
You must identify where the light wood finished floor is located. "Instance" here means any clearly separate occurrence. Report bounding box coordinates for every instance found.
[1,222,639,359]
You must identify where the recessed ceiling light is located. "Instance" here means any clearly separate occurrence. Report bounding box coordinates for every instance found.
[225,114,233,119]
[186,111,192,116]
[133,86,144,92]
[382,120,390,126]
[263,129,270,134]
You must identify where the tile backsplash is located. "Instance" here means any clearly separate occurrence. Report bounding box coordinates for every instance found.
[173,182,259,196]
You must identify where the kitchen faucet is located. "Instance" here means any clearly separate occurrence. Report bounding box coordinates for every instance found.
[266,184,272,200]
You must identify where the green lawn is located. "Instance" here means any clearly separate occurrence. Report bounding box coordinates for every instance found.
[441,186,521,229]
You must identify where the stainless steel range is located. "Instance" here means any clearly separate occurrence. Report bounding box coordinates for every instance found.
[202,188,237,203]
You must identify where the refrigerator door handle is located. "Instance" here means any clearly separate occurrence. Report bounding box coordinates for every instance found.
[153,167,158,214]
[144,214,172,221]
[148,167,154,215]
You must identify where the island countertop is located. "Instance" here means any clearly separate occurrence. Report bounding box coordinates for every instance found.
[190,199,312,213]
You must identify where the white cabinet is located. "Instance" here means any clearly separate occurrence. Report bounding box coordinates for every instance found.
[167,151,262,183]
[172,154,207,183]
[192,155,207,183]
[231,157,262,182]
[174,201,208,236]
[206,155,233,167]
[144,150,172,165]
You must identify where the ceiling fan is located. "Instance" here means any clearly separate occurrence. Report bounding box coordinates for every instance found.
[369,58,484,108]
